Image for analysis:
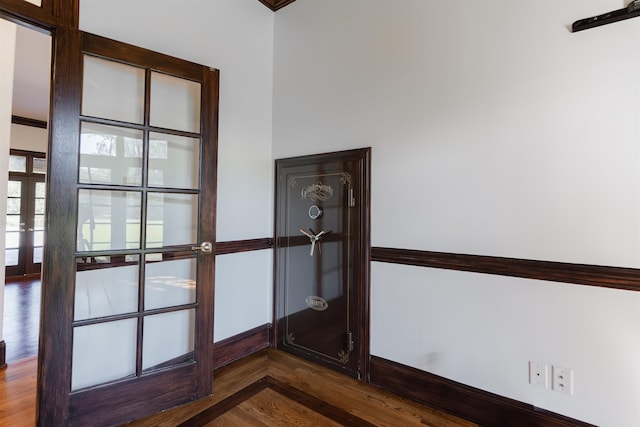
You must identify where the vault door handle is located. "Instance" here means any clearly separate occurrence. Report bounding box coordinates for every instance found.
[191,241,213,254]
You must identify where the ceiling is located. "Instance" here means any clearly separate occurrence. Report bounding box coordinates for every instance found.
[9,0,296,125]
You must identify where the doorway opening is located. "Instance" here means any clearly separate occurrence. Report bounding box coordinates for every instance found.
[1,19,51,365]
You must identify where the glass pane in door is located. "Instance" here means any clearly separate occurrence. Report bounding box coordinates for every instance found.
[5,180,22,268]
[142,309,195,371]
[77,189,141,251]
[74,256,140,320]
[33,182,45,265]
[144,255,196,310]
[148,133,200,189]
[80,123,144,186]
[145,193,198,248]
[150,72,200,133]
[71,318,138,391]
[82,55,145,124]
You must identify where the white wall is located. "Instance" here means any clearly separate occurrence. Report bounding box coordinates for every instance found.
[10,123,47,153]
[0,20,17,347]
[79,0,275,341]
[273,1,640,425]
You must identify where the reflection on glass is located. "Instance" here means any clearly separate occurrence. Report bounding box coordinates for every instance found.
[6,215,20,231]
[149,133,200,189]
[9,156,26,173]
[33,158,47,175]
[33,247,42,264]
[74,256,139,320]
[33,231,44,246]
[82,55,145,124]
[80,123,144,186]
[7,198,20,215]
[5,249,18,267]
[5,232,19,248]
[77,189,141,251]
[35,182,45,198]
[35,198,45,215]
[150,72,201,133]
[142,309,195,371]
[34,215,44,229]
[71,319,137,391]
[145,193,197,248]
[145,256,196,310]
[7,181,21,197]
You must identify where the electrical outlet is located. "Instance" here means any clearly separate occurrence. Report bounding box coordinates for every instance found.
[529,361,549,388]
[552,366,574,395]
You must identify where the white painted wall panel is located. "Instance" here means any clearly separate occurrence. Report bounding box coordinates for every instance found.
[371,263,640,426]
[0,20,17,343]
[10,123,48,153]
[273,0,640,268]
[274,1,640,425]
[214,250,272,341]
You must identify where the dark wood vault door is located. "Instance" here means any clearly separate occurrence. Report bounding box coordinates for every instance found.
[275,148,370,379]
[37,28,218,427]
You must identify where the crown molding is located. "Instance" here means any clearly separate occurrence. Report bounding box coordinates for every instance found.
[257,0,297,12]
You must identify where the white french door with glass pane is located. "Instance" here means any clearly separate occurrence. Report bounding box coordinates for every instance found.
[37,29,218,427]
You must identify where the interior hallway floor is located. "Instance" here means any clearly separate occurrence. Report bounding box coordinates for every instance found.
[3,277,40,364]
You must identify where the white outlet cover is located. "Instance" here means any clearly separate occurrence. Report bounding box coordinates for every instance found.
[552,365,574,395]
[529,361,549,388]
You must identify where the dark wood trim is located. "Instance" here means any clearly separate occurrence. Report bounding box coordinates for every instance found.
[68,364,198,427]
[212,323,271,370]
[82,32,205,81]
[5,272,40,282]
[371,247,640,292]
[215,238,273,256]
[11,116,47,129]
[37,25,82,427]
[0,0,56,29]
[370,356,594,427]
[257,0,297,12]
[0,341,6,370]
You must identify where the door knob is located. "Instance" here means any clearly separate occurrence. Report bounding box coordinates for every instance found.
[190,241,213,254]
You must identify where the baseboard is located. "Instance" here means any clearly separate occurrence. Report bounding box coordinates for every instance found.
[212,324,271,370]
[369,356,594,427]
[0,340,5,369]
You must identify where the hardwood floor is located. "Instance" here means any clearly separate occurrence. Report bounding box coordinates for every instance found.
[3,277,41,363]
[0,356,36,426]
[127,349,477,427]
[0,348,476,426]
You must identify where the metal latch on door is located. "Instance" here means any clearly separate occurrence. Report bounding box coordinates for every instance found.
[191,241,213,253]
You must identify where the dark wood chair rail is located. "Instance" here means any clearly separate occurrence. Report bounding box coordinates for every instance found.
[371,247,640,292]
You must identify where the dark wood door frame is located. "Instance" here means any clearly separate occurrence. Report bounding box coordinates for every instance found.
[273,147,371,381]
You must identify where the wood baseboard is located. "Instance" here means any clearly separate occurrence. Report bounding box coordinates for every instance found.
[369,356,594,427]
[0,341,6,370]
[212,324,271,370]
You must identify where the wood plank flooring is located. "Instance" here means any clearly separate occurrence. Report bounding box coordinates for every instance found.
[128,349,477,427]
[3,277,41,362]
[0,356,36,426]
[0,349,477,426]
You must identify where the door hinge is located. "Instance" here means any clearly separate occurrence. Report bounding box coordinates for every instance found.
[347,331,354,352]
[349,189,356,207]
